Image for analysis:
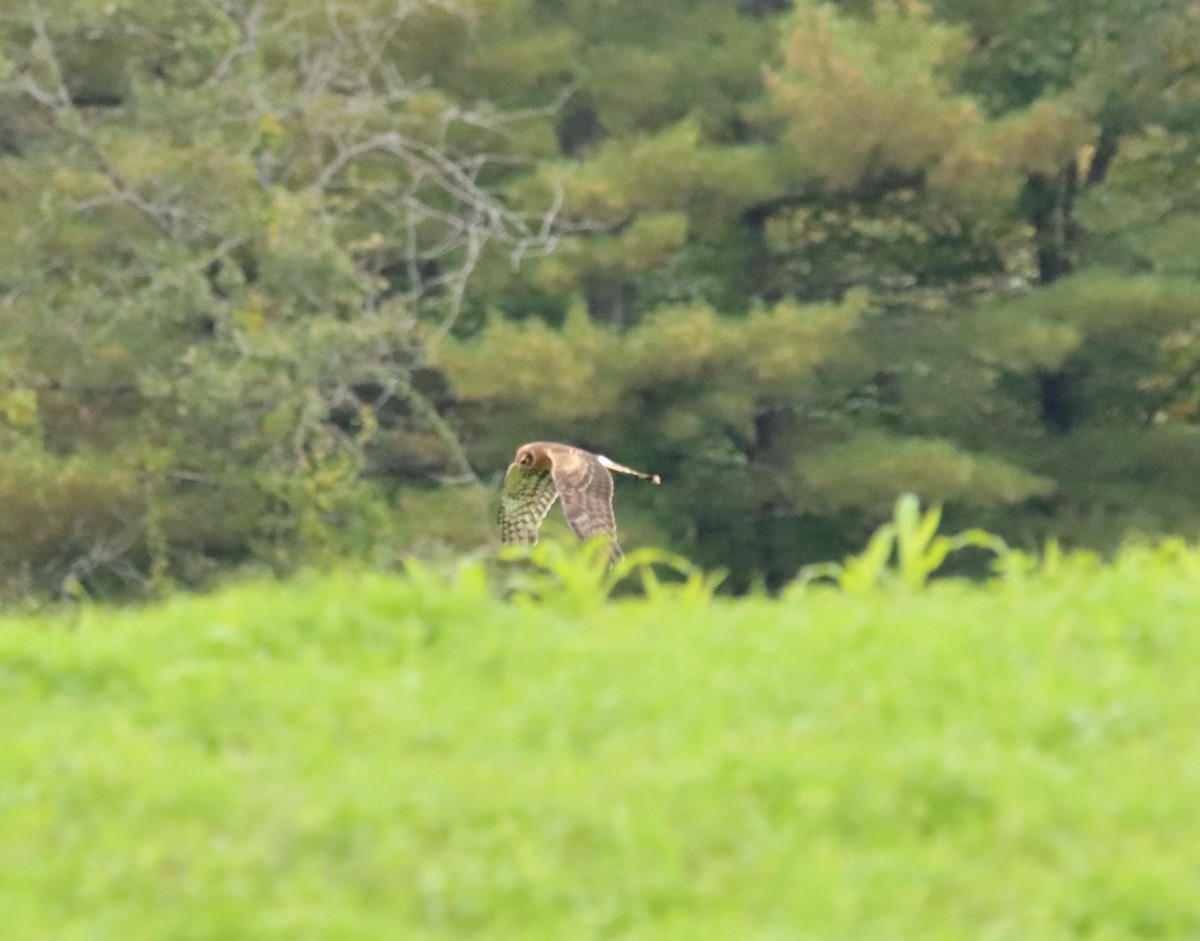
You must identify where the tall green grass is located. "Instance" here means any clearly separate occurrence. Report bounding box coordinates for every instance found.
[3,528,1200,939]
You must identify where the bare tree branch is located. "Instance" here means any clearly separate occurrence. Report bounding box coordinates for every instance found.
[206,2,264,86]
[17,3,201,239]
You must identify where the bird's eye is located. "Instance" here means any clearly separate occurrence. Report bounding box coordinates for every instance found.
[520,453,532,465]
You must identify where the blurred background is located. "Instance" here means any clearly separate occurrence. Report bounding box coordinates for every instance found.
[1,0,1198,599]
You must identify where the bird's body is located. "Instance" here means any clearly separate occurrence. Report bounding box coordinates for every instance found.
[498,441,660,561]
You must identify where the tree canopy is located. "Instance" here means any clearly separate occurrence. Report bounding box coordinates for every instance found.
[2,0,1198,597]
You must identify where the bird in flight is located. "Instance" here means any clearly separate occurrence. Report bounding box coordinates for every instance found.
[499,441,660,562]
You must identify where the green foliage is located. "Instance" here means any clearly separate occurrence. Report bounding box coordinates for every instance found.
[1,0,1198,599]
[552,0,777,138]
[766,2,978,185]
[1077,128,1200,277]
[442,292,867,407]
[498,536,726,612]
[0,447,147,597]
[975,272,1200,426]
[793,433,1055,514]
[5,553,1200,936]
[764,3,1094,202]
[0,0,559,596]
[800,493,1009,592]
[530,122,778,229]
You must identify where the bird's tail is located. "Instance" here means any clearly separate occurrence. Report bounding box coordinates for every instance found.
[597,455,661,484]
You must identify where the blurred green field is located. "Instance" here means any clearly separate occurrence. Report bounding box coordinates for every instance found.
[3,545,1200,940]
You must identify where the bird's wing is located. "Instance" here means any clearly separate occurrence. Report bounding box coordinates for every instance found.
[548,447,623,559]
[499,462,559,546]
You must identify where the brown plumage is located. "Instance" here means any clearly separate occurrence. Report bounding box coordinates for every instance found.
[499,441,660,561]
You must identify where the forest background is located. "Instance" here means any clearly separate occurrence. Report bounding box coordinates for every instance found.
[2,0,1199,599]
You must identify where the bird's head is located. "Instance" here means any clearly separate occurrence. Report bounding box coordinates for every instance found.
[512,442,551,471]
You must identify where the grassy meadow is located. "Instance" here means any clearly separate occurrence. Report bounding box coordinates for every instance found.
[2,539,1200,940]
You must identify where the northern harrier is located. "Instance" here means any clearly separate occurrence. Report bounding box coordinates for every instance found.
[499,441,660,561]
